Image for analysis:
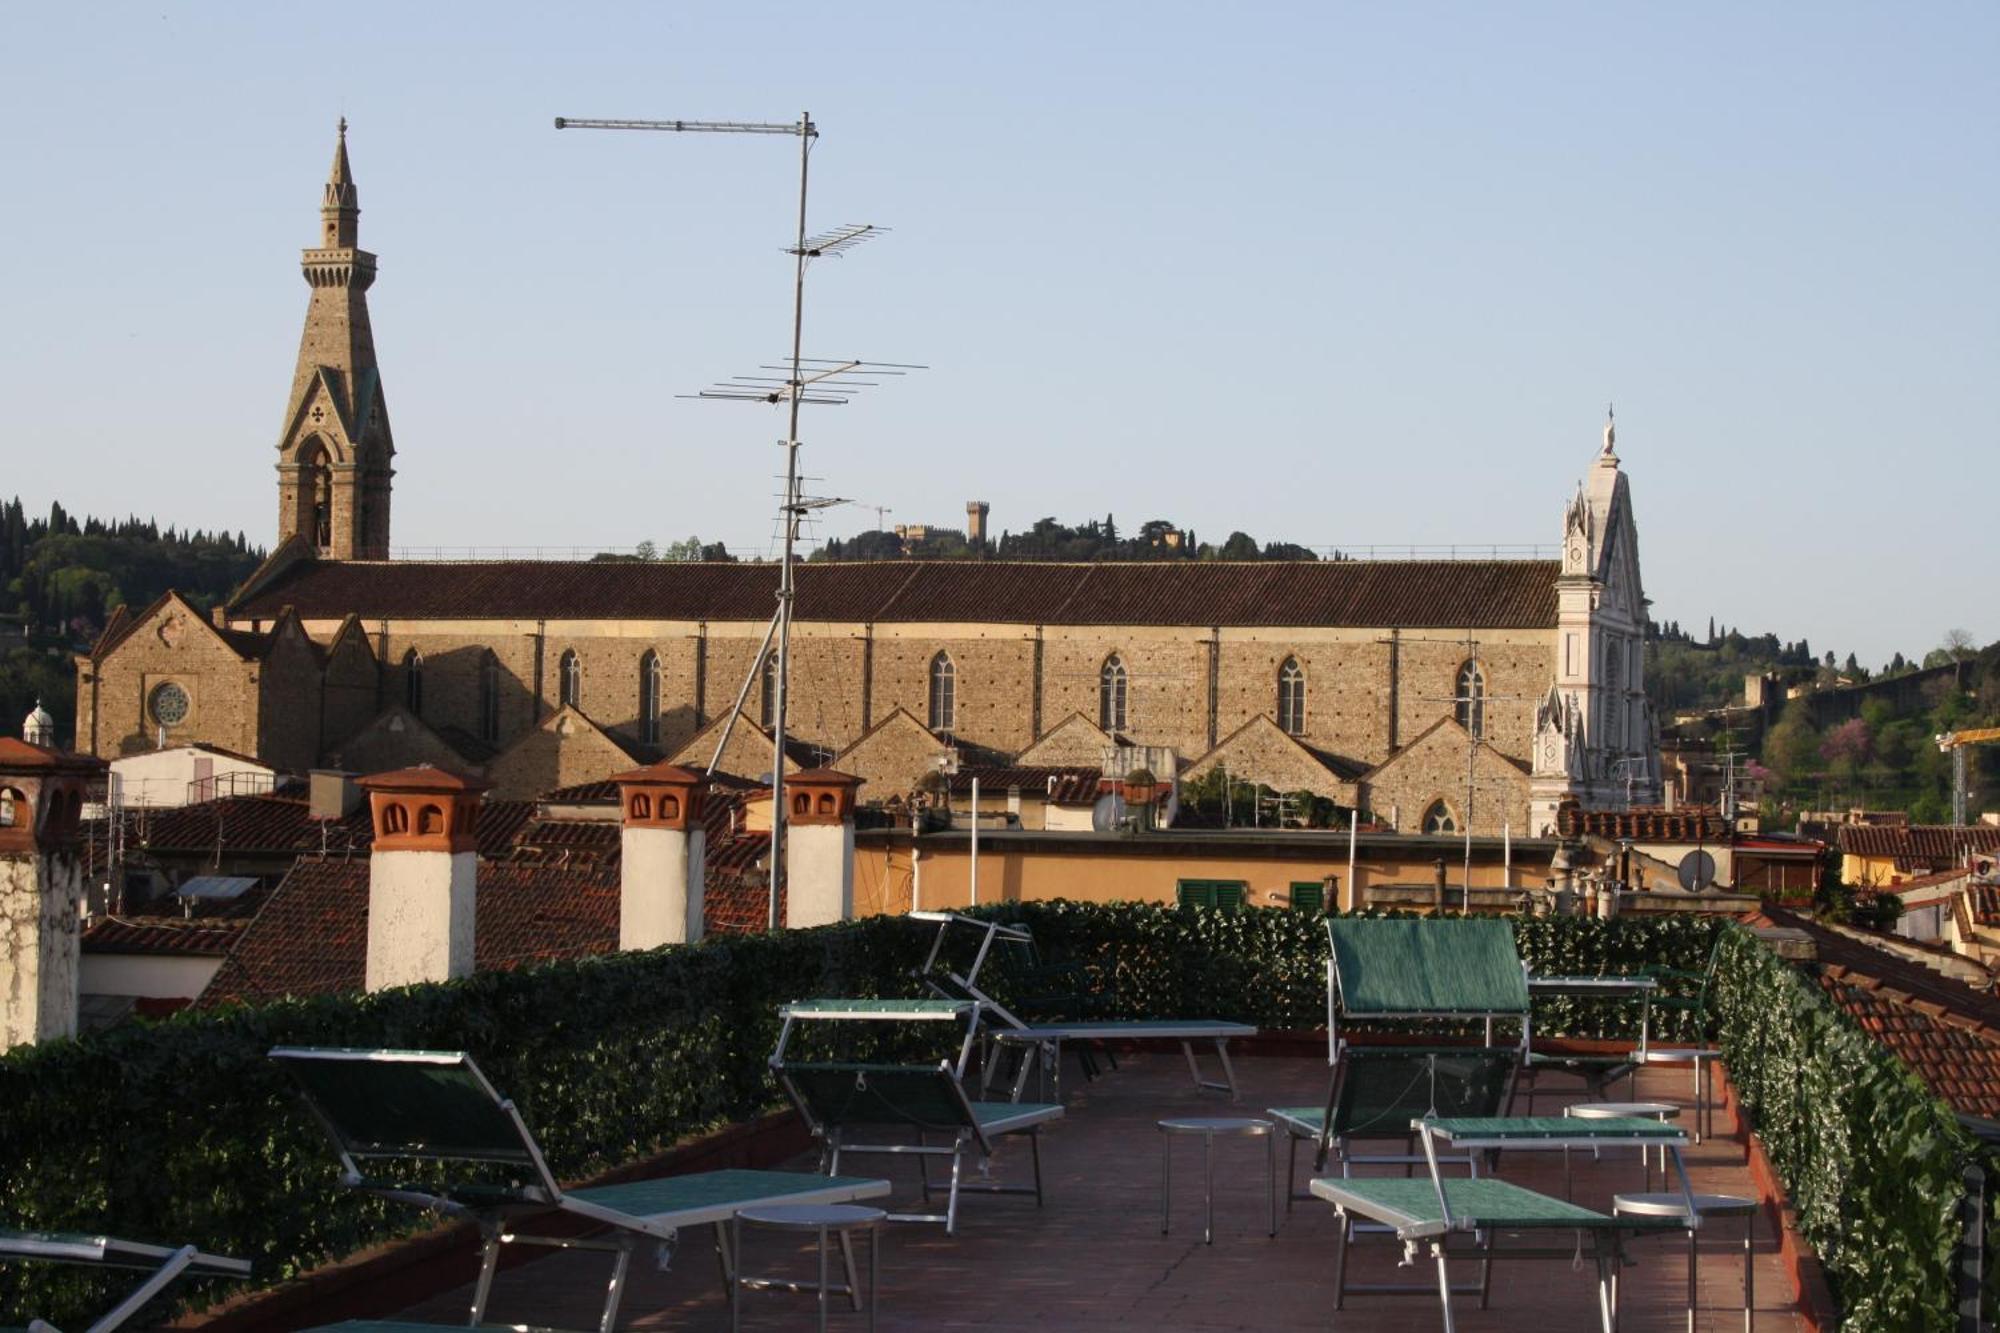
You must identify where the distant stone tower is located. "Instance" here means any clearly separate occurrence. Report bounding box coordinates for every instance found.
[275,120,395,560]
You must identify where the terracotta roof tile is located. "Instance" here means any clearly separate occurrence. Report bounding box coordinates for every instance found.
[233,558,1561,629]
[1835,824,2000,865]
[948,766,1101,804]
[83,917,246,957]
[199,856,621,1006]
[1818,972,2000,1118]
[101,793,535,860]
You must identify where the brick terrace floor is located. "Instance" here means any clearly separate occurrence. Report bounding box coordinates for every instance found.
[389,1052,1806,1331]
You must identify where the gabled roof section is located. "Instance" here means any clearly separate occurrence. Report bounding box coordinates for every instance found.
[229,558,1562,629]
[1017,712,1119,767]
[1188,714,1370,782]
[666,708,827,781]
[835,705,942,759]
[91,590,273,665]
[1360,714,1531,781]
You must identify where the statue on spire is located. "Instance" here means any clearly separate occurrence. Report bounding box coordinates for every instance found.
[1601,403,1616,457]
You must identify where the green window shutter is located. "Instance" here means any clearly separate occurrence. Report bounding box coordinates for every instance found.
[1177,879,1247,910]
[1291,881,1326,915]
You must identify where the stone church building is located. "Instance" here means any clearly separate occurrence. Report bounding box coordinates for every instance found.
[74,127,1661,836]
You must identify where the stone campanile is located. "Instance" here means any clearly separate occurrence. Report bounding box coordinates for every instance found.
[275,119,395,561]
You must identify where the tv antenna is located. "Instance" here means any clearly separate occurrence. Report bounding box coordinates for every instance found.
[554,111,922,930]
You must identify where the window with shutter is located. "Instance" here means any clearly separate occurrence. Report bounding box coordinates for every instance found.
[1290,881,1326,915]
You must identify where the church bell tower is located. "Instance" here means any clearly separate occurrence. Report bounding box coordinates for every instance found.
[275,120,395,560]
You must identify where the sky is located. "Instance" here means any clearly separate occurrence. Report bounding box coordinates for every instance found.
[2,3,1994,669]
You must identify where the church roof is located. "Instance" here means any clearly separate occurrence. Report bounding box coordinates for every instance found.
[233,558,1561,629]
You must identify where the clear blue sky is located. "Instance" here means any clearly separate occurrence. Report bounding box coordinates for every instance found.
[3,3,1994,669]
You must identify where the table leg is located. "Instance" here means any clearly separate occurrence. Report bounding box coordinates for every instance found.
[1744,1210,1754,1333]
[1161,1130,1172,1235]
[817,1224,830,1333]
[1691,1059,1703,1144]
[1203,1131,1216,1245]
[729,1215,742,1333]
[869,1222,880,1333]
[1686,1218,1697,1333]
[1267,1128,1278,1236]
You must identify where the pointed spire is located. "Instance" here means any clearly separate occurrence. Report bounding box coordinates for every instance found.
[321,119,359,246]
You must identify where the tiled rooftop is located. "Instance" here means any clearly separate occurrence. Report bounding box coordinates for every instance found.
[364,1054,1803,1331]
[198,857,622,1005]
[233,558,1563,629]
[105,792,536,859]
[948,765,1101,804]
[1834,822,2000,866]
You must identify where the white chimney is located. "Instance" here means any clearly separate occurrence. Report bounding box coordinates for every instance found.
[785,770,862,928]
[0,739,100,1051]
[357,766,484,991]
[611,762,706,948]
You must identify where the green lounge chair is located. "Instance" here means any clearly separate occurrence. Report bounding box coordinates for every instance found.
[0,1231,250,1333]
[1325,917,1640,1108]
[1267,1045,1516,1210]
[773,1059,1061,1235]
[1311,1117,1691,1333]
[913,912,1257,1098]
[270,1047,889,1333]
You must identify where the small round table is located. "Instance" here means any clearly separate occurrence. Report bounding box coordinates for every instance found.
[1158,1117,1277,1244]
[1612,1192,1757,1333]
[1637,1047,1722,1142]
[731,1203,886,1332]
[1566,1101,1682,1190]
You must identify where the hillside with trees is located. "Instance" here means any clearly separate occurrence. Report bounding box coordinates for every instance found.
[814,514,1322,562]
[0,498,263,745]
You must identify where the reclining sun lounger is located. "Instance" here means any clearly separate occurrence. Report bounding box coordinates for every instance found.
[1266,1044,1516,1209]
[912,910,1258,1099]
[773,1059,1061,1235]
[0,1231,251,1333]
[1325,917,1644,1107]
[270,1046,890,1333]
[1310,1116,1692,1333]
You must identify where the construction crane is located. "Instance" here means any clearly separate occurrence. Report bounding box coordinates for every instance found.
[1935,727,2000,825]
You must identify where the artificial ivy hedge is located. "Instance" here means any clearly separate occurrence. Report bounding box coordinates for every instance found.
[0,903,1728,1327]
[1711,926,1989,1331]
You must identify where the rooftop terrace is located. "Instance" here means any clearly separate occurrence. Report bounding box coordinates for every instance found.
[285,1054,1802,1332]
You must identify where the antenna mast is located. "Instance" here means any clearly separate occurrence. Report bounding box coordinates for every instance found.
[555,112,919,930]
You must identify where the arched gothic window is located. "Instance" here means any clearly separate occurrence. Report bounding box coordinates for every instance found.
[1277,657,1307,735]
[477,651,501,743]
[402,648,423,716]
[1099,654,1129,733]
[638,651,662,745]
[1455,660,1485,739]
[759,651,779,729]
[1422,800,1458,835]
[928,652,956,733]
[559,649,582,710]
[303,442,333,552]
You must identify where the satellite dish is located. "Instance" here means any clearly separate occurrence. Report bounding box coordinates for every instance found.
[1677,849,1717,893]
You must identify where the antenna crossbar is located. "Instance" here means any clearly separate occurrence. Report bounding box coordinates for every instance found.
[554,117,813,137]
